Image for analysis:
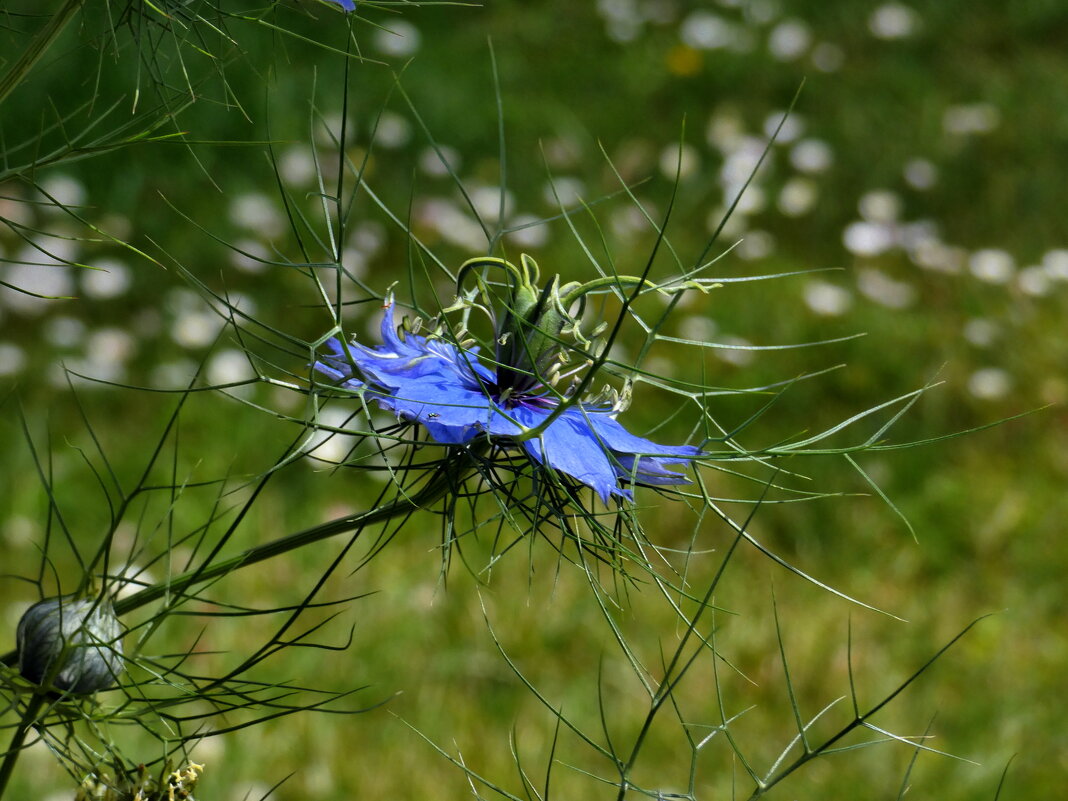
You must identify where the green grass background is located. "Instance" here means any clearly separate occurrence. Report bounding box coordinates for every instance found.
[1,1,1066,798]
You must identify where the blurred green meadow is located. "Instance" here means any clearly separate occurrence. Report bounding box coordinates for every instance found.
[1,0,1066,798]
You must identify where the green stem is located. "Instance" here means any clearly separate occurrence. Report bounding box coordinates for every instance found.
[0,0,86,109]
[558,275,659,308]
[0,446,485,670]
[115,492,417,616]
[0,694,47,798]
[116,451,479,616]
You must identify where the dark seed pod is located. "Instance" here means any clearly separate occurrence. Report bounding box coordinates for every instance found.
[16,596,124,694]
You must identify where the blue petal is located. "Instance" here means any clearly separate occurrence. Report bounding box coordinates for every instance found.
[423,419,481,445]
[350,304,495,390]
[611,455,693,486]
[584,412,702,459]
[505,405,622,503]
[313,338,363,387]
[379,377,492,441]
[587,412,699,489]
[315,308,499,444]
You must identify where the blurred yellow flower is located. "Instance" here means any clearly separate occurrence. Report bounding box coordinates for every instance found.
[666,44,702,77]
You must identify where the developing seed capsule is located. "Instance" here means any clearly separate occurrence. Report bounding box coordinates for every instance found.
[16,596,124,694]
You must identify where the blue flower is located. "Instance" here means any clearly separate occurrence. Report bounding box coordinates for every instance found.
[322,0,355,10]
[314,302,701,503]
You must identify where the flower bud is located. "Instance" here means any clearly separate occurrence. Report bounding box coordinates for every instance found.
[498,260,582,392]
[16,596,124,694]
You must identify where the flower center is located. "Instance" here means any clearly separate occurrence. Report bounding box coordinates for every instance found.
[490,381,555,412]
